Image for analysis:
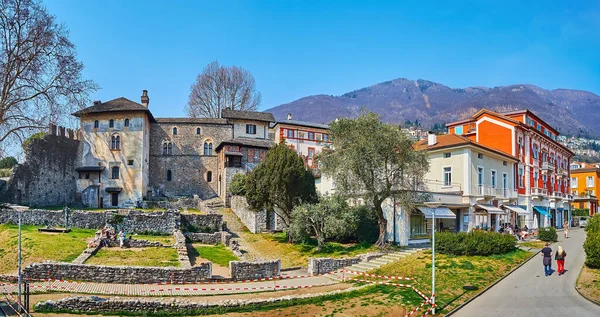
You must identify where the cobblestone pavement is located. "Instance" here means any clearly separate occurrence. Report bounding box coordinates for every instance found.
[1,271,337,297]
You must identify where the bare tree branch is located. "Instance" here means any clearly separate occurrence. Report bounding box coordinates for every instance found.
[186,60,261,118]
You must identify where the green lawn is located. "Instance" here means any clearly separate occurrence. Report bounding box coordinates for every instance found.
[242,232,381,267]
[0,224,96,274]
[577,266,600,304]
[84,247,180,267]
[190,244,239,267]
[372,249,533,314]
[518,241,549,250]
[130,234,174,245]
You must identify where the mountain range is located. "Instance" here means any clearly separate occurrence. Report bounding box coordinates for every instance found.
[266,78,600,137]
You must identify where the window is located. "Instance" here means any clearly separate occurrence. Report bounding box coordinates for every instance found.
[443,167,452,186]
[94,120,99,129]
[502,173,508,190]
[172,127,178,135]
[207,171,212,182]
[444,152,451,158]
[246,124,256,134]
[287,129,294,138]
[316,133,322,141]
[587,176,594,188]
[478,153,483,159]
[537,124,541,131]
[455,126,463,135]
[477,167,484,186]
[323,134,328,142]
[127,160,134,166]
[111,135,120,150]
[162,142,172,155]
[111,166,119,179]
[532,144,539,159]
[227,156,242,168]
[124,119,130,127]
[543,175,547,187]
[518,168,524,187]
[308,148,315,158]
[571,164,579,170]
[166,170,172,181]
[571,177,578,188]
[203,142,213,155]
[196,127,201,135]
[503,161,507,166]
[534,171,538,181]
[109,119,114,128]
[491,170,497,188]
[308,132,314,140]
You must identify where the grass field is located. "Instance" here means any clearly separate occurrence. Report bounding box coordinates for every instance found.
[577,266,600,304]
[372,249,533,314]
[242,232,380,267]
[130,234,174,245]
[518,240,549,249]
[0,224,96,274]
[190,244,239,267]
[84,247,180,267]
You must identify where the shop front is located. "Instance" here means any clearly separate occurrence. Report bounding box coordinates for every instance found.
[500,204,528,228]
[533,206,552,228]
[409,207,457,238]
[473,204,506,231]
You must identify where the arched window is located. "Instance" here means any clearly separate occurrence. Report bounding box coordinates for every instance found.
[163,143,168,155]
[94,120,99,129]
[109,119,114,128]
[203,141,213,156]
[111,134,120,150]
[124,118,130,127]
[207,171,212,182]
[166,170,172,181]
[172,127,178,135]
[196,127,201,135]
[111,166,119,179]
[168,143,172,155]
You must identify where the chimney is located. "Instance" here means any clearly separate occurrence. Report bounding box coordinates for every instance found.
[427,131,437,146]
[141,90,149,107]
[287,113,292,120]
[93,100,101,106]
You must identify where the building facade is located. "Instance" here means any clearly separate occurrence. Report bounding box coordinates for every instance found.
[446,109,574,228]
[272,114,335,195]
[569,162,599,216]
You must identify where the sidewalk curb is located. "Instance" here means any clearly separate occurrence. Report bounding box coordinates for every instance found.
[444,248,541,316]
[575,266,600,308]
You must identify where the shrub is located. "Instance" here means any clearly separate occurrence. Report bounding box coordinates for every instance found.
[0,156,17,169]
[228,173,246,196]
[583,214,600,268]
[434,231,516,256]
[538,227,558,242]
[572,208,590,217]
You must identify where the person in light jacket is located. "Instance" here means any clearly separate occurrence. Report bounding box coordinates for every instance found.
[555,245,567,276]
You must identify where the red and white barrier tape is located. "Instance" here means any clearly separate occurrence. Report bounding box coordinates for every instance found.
[0,284,28,317]
[405,299,431,317]
[343,270,413,281]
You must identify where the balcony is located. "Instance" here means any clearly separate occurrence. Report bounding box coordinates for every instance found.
[541,162,555,172]
[477,185,497,197]
[502,188,518,199]
[423,179,462,194]
[558,168,568,177]
[550,191,564,199]
[564,194,574,201]
[531,187,547,197]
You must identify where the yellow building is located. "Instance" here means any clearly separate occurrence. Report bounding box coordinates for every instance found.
[569,162,599,216]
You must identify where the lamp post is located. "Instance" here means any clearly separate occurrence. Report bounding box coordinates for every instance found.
[424,202,441,315]
[18,209,22,310]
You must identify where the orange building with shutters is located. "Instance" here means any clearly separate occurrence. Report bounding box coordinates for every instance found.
[446,109,574,228]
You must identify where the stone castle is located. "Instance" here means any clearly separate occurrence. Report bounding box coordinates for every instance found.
[1,90,275,208]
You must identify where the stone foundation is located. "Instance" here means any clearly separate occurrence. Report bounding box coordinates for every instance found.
[308,253,385,275]
[23,262,211,284]
[185,231,232,246]
[106,239,167,248]
[229,260,280,281]
[173,230,192,269]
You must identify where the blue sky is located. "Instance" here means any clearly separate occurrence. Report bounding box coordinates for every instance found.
[45,0,600,118]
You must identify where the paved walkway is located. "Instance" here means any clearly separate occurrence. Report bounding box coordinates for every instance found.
[0,270,337,297]
[454,227,599,317]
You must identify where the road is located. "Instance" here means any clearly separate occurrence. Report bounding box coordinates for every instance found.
[454,227,599,317]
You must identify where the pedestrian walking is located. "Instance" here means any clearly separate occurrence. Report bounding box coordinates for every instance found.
[555,245,567,276]
[563,221,569,239]
[118,230,125,248]
[541,243,553,276]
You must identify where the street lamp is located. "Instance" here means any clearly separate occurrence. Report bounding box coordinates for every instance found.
[424,201,441,315]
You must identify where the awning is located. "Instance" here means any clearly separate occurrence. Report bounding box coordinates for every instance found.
[501,205,528,215]
[224,151,243,157]
[75,166,105,172]
[474,204,506,214]
[105,187,122,193]
[416,207,456,219]
[533,206,552,219]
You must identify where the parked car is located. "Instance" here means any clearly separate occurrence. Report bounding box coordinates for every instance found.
[580,217,589,228]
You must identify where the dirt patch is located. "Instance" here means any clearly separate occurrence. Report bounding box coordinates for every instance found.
[577,266,600,304]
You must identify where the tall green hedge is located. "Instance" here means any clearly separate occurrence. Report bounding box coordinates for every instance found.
[434,231,516,256]
[583,214,600,268]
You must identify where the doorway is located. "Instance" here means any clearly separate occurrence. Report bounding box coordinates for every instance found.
[111,193,118,207]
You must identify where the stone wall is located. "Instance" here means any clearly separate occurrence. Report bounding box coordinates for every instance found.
[1,125,80,206]
[106,239,166,248]
[173,230,192,269]
[230,196,266,233]
[181,214,223,232]
[185,231,232,246]
[24,262,211,284]
[307,253,385,275]
[0,209,105,229]
[229,260,280,281]
[148,120,232,199]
